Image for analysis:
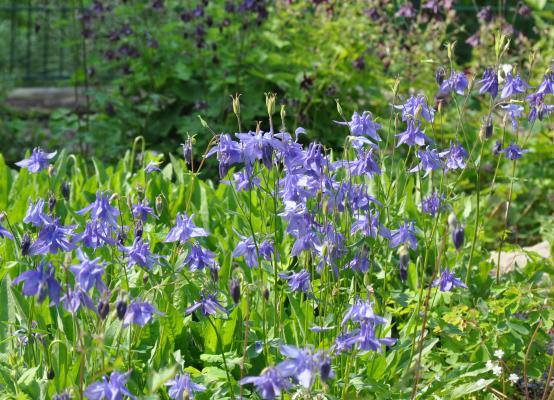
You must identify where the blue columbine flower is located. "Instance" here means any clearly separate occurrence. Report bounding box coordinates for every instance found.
[131,199,157,221]
[340,148,381,177]
[440,71,468,96]
[395,95,435,123]
[537,71,554,95]
[410,147,442,177]
[84,371,136,400]
[479,67,499,98]
[205,134,244,178]
[223,169,261,192]
[181,243,218,272]
[351,211,389,239]
[432,268,467,291]
[12,261,61,305]
[186,292,228,316]
[15,147,57,173]
[395,120,431,147]
[334,111,382,142]
[346,250,371,273]
[501,104,525,130]
[276,345,333,389]
[526,93,554,122]
[501,142,529,160]
[232,235,259,268]
[28,219,76,255]
[165,213,208,243]
[0,222,14,240]
[279,269,311,293]
[235,130,282,168]
[501,72,531,98]
[23,198,52,227]
[120,238,159,270]
[439,141,468,171]
[70,249,107,293]
[62,287,95,314]
[123,299,164,327]
[389,221,417,250]
[165,373,206,400]
[144,161,161,174]
[240,367,291,400]
[77,191,120,227]
[421,192,444,216]
[74,220,117,249]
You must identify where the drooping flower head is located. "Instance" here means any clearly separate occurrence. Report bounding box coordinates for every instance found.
[479,67,498,98]
[123,299,164,327]
[526,93,554,122]
[537,71,554,95]
[439,141,468,171]
[165,213,208,243]
[12,261,61,305]
[232,235,259,268]
[186,292,228,317]
[275,345,333,389]
[501,104,525,131]
[15,147,57,173]
[205,134,243,178]
[421,192,444,216]
[395,95,435,123]
[279,270,311,293]
[240,367,291,400]
[396,120,431,147]
[120,238,159,270]
[501,73,531,98]
[501,142,529,160]
[389,221,417,250]
[409,147,442,177]
[131,199,157,221]
[165,373,206,400]
[144,161,161,174]
[334,111,382,142]
[74,220,117,250]
[28,219,76,255]
[181,243,218,272]
[23,198,52,227]
[440,71,468,96]
[77,190,120,227]
[69,249,106,293]
[84,371,136,400]
[61,287,95,314]
[432,268,467,291]
[0,222,14,240]
[235,130,282,169]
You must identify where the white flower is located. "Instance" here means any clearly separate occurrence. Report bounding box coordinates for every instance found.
[486,360,494,370]
[492,365,502,376]
[476,378,487,390]
[494,349,505,359]
[508,373,519,384]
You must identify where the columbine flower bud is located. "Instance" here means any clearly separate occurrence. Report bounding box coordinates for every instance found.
[452,226,465,250]
[110,193,119,203]
[182,138,193,166]
[48,194,56,213]
[136,184,144,201]
[61,182,70,201]
[47,165,55,177]
[47,368,55,380]
[134,220,143,238]
[435,67,446,85]
[155,195,163,215]
[265,92,276,116]
[210,266,219,282]
[21,234,31,256]
[280,104,286,131]
[399,246,410,281]
[493,140,503,155]
[117,230,127,246]
[230,279,241,305]
[448,213,459,230]
[116,300,127,320]
[320,360,331,382]
[231,93,241,117]
[263,287,269,301]
[98,300,110,320]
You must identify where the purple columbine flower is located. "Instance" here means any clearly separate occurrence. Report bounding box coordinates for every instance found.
[240,367,291,400]
[351,211,390,239]
[235,131,282,168]
[165,213,208,244]
[181,243,218,272]
[395,2,416,18]
[440,71,468,96]
[501,73,531,98]
[186,292,228,316]
[61,287,95,314]
[346,250,371,273]
[77,191,120,227]
[276,345,333,389]
[452,226,465,250]
[334,111,382,142]
[465,31,481,47]
[0,223,13,240]
[389,221,417,250]
[224,169,261,192]
[395,120,431,147]
[132,200,157,221]
[12,261,61,305]
[205,134,244,178]
[501,104,525,131]
[165,373,206,400]
[232,235,259,268]
[120,238,159,270]
[342,148,381,177]
[23,198,52,227]
[28,219,76,255]
[439,141,468,171]
[341,298,388,326]
[410,147,442,177]
[74,220,117,249]
[501,142,529,160]
[15,147,57,173]
[279,270,311,293]
[421,192,443,216]
[432,268,467,291]
[69,249,106,293]
[477,5,493,22]
[537,71,554,95]
[144,161,161,174]
[395,95,435,123]
[259,240,276,261]
[479,67,498,98]
[526,93,554,122]
[123,299,164,327]
[84,371,136,400]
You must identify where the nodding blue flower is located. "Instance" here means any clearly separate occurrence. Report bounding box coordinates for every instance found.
[395,95,435,123]
[276,345,333,389]
[259,240,277,261]
[334,111,382,142]
[389,221,417,250]
[205,134,244,178]
[501,104,525,131]
[432,268,467,291]
[23,198,52,227]
[74,220,117,249]
[131,199,157,221]
[537,71,554,95]
[15,147,57,173]
[28,219,76,255]
[0,223,13,240]
[452,226,465,250]
[120,237,159,270]
[12,261,61,305]
[70,249,106,293]
[346,250,370,273]
[301,142,329,178]
[235,130,282,169]
[186,292,228,316]
[492,140,503,155]
[477,5,493,22]
[165,373,206,400]
[165,212,208,243]
[181,243,218,272]
[84,371,136,400]
[439,141,468,171]
[351,211,389,239]
[77,191,120,227]
[52,392,70,400]
[240,367,291,400]
[440,71,468,95]
[421,192,444,216]
[339,148,381,177]
[395,120,432,147]
[223,169,261,192]
[144,161,161,174]
[61,287,95,314]
[410,147,442,177]
[341,298,387,326]
[279,269,311,293]
[232,235,259,268]
[355,321,398,352]
[501,142,529,160]
[501,73,531,98]
[395,2,416,18]
[479,67,499,98]
[526,93,554,122]
[123,299,164,327]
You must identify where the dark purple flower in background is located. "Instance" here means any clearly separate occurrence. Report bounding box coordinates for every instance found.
[334,111,382,142]
[181,243,218,272]
[206,134,244,178]
[396,2,416,18]
[440,71,468,96]
[77,191,120,227]
[132,199,157,221]
[396,121,431,147]
[501,142,529,160]
[477,6,493,23]
[410,147,442,177]
[439,141,468,171]
[240,367,291,400]
[23,198,52,227]
[144,161,161,174]
[28,219,76,255]
[432,268,467,291]
[501,73,531,98]
[465,31,481,47]
[123,299,164,327]
[186,292,227,316]
[15,147,57,173]
[395,95,435,123]
[259,240,276,261]
[12,261,61,305]
[501,104,525,130]
[352,55,365,70]
[120,238,159,270]
[279,270,311,293]
[233,235,258,268]
[479,67,498,98]
[84,371,135,400]
[421,192,443,216]
[0,223,13,240]
[62,287,95,314]
[165,213,208,243]
[70,249,106,293]
[389,221,417,250]
[166,373,206,400]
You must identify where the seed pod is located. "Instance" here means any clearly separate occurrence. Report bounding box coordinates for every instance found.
[116,300,127,320]
[21,234,31,256]
[61,182,70,201]
[98,300,110,320]
[452,226,465,250]
[230,279,240,305]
